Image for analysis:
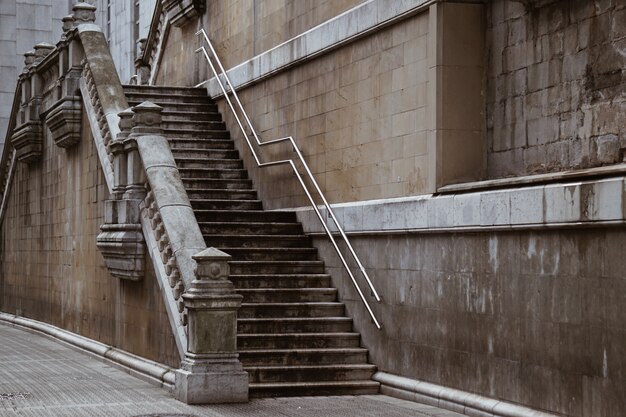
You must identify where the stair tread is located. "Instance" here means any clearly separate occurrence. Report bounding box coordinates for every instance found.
[239,332,358,337]
[249,380,379,387]
[245,364,376,370]
[237,288,335,292]
[240,347,366,353]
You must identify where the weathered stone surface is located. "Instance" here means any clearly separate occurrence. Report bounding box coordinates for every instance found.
[45,96,82,148]
[174,248,248,404]
[162,0,206,28]
[11,120,42,163]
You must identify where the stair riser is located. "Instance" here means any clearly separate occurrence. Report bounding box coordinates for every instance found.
[163,112,222,122]
[240,352,368,366]
[180,169,246,179]
[123,87,207,96]
[238,336,360,349]
[204,236,310,248]
[173,149,240,159]
[238,321,353,333]
[192,200,263,210]
[170,140,234,150]
[178,160,243,169]
[246,368,375,384]
[238,305,344,318]
[164,121,226,131]
[164,130,230,139]
[126,95,210,104]
[182,180,252,190]
[199,224,301,235]
[126,102,218,113]
[189,190,258,200]
[231,276,331,289]
[249,384,379,398]
[225,251,319,262]
[230,263,325,274]
[239,291,336,303]
[194,211,294,223]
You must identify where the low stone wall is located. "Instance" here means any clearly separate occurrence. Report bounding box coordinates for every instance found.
[0,110,179,368]
[309,227,625,416]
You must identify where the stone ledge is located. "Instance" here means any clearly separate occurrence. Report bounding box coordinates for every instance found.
[286,176,626,234]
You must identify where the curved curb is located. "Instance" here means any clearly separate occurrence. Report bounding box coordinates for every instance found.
[0,312,176,390]
[373,372,561,417]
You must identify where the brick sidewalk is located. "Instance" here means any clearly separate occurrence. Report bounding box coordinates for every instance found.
[0,322,464,417]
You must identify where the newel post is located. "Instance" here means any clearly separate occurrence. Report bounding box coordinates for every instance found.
[174,247,248,404]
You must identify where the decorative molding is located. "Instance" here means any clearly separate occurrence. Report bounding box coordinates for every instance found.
[162,0,205,28]
[374,372,560,417]
[11,121,42,164]
[45,95,82,148]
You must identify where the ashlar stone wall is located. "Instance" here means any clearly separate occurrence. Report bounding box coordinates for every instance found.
[487,0,626,178]
[315,228,626,417]
[0,110,179,368]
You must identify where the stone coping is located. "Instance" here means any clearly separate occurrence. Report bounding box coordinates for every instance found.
[285,176,626,235]
[0,312,176,390]
[374,372,560,417]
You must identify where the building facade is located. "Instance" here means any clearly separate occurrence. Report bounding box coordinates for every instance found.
[0,0,625,416]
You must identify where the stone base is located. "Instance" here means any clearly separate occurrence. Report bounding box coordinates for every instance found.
[174,355,248,404]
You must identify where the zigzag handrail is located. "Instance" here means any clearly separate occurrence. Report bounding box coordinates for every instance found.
[196,28,382,329]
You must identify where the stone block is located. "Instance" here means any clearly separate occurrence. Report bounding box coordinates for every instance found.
[544,183,581,223]
[453,193,481,227]
[510,186,544,224]
[480,190,510,226]
[428,195,455,228]
[593,134,620,164]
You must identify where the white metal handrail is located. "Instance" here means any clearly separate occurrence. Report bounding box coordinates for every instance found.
[196,28,382,329]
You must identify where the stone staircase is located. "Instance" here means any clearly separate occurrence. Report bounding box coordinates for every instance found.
[124,85,379,397]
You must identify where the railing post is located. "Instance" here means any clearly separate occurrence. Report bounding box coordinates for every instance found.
[174,247,248,404]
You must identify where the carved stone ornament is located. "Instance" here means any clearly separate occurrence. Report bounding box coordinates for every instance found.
[72,2,97,24]
[162,0,206,28]
[96,199,146,281]
[11,121,43,164]
[45,96,82,148]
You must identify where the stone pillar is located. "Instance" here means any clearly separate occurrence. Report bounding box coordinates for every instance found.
[174,248,248,404]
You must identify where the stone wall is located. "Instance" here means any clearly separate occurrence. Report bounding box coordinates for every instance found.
[221,12,432,208]
[311,227,626,416]
[487,0,626,178]
[0,110,179,368]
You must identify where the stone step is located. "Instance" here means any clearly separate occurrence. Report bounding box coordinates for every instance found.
[198,221,301,235]
[188,189,258,200]
[237,287,336,302]
[230,260,325,275]
[181,178,252,191]
[163,128,230,139]
[238,302,344,318]
[223,247,318,262]
[176,158,243,170]
[239,348,368,366]
[179,167,246,179]
[190,199,263,211]
[162,111,222,122]
[170,139,235,150]
[123,85,207,96]
[163,120,226,131]
[245,364,377,384]
[204,234,310,248]
[248,380,380,398]
[238,317,354,333]
[127,100,218,113]
[125,91,210,103]
[230,274,331,289]
[194,209,295,223]
[172,148,240,160]
[237,332,361,349]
